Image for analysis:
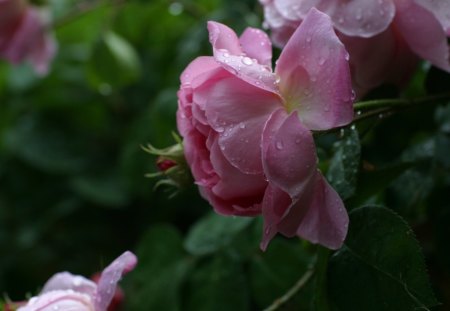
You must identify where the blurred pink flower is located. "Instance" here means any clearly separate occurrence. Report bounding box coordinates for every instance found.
[260,0,450,95]
[17,251,137,311]
[0,0,56,75]
[177,9,352,250]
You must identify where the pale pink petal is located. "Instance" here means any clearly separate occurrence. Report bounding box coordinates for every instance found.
[207,21,243,55]
[203,76,282,174]
[262,1,288,28]
[273,0,305,21]
[18,291,94,311]
[28,30,56,75]
[208,21,280,95]
[413,0,450,33]
[276,8,353,130]
[41,272,97,298]
[339,30,397,97]
[94,251,137,311]
[295,173,348,250]
[260,184,292,250]
[183,131,219,190]
[261,109,316,199]
[209,137,266,207]
[270,22,298,48]
[395,0,450,72]
[239,27,272,67]
[288,0,395,37]
[180,56,221,86]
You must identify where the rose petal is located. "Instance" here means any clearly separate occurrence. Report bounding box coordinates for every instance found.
[287,0,395,37]
[208,21,280,95]
[413,0,450,33]
[276,8,354,131]
[95,251,137,311]
[18,290,94,311]
[180,56,222,86]
[203,76,282,174]
[209,136,267,202]
[295,173,348,250]
[395,0,450,72]
[270,22,298,48]
[260,184,292,250]
[239,27,272,67]
[261,109,316,199]
[339,30,397,97]
[262,1,287,28]
[41,272,97,298]
[207,21,243,55]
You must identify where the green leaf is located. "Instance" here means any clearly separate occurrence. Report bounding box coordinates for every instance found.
[250,238,313,309]
[328,206,438,311]
[184,212,252,256]
[4,115,88,174]
[183,253,250,311]
[327,127,361,200]
[86,31,140,89]
[125,225,191,311]
[347,162,412,208]
[70,171,129,207]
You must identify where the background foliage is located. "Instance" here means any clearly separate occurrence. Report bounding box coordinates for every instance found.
[1,0,449,310]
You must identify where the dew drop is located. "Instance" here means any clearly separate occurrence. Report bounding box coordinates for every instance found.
[216,127,224,133]
[239,123,246,129]
[242,56,253,65]
[318,57,325,65]
[275,141,284,150]
[356,9,362,20]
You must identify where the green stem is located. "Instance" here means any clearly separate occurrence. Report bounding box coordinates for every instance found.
[263,264,315,311]
[353,92,450,112]
[314,247,331,311]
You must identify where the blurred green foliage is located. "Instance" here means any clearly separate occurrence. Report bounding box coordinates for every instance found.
[0,0,449,310]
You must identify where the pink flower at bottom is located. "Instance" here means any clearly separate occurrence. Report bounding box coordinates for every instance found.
[0,0,56,75]
[260,0,450,96]
[17,251,137,311]
[178,9,353,250]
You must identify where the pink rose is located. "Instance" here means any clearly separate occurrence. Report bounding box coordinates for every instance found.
[18,251,137,311]
[177,9,352,250]
[0,0,56,75]
[260,0,450,96]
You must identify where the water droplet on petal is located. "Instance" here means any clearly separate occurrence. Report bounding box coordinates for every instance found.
[216,127,224,133]
[239,123,246,129]
[242,57,253,65]
[276,141,284,150]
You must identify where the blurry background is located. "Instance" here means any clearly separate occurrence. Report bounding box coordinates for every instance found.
[1,0,450,310]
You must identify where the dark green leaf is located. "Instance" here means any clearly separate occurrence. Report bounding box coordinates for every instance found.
[125,225,191,311]
[184,212,252,256]
[327,127,361,200]
[347,162,412,208]
[250,238,313,310]
[183,253,250,311]
[328,206,438,311]
[86,31,140,89]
